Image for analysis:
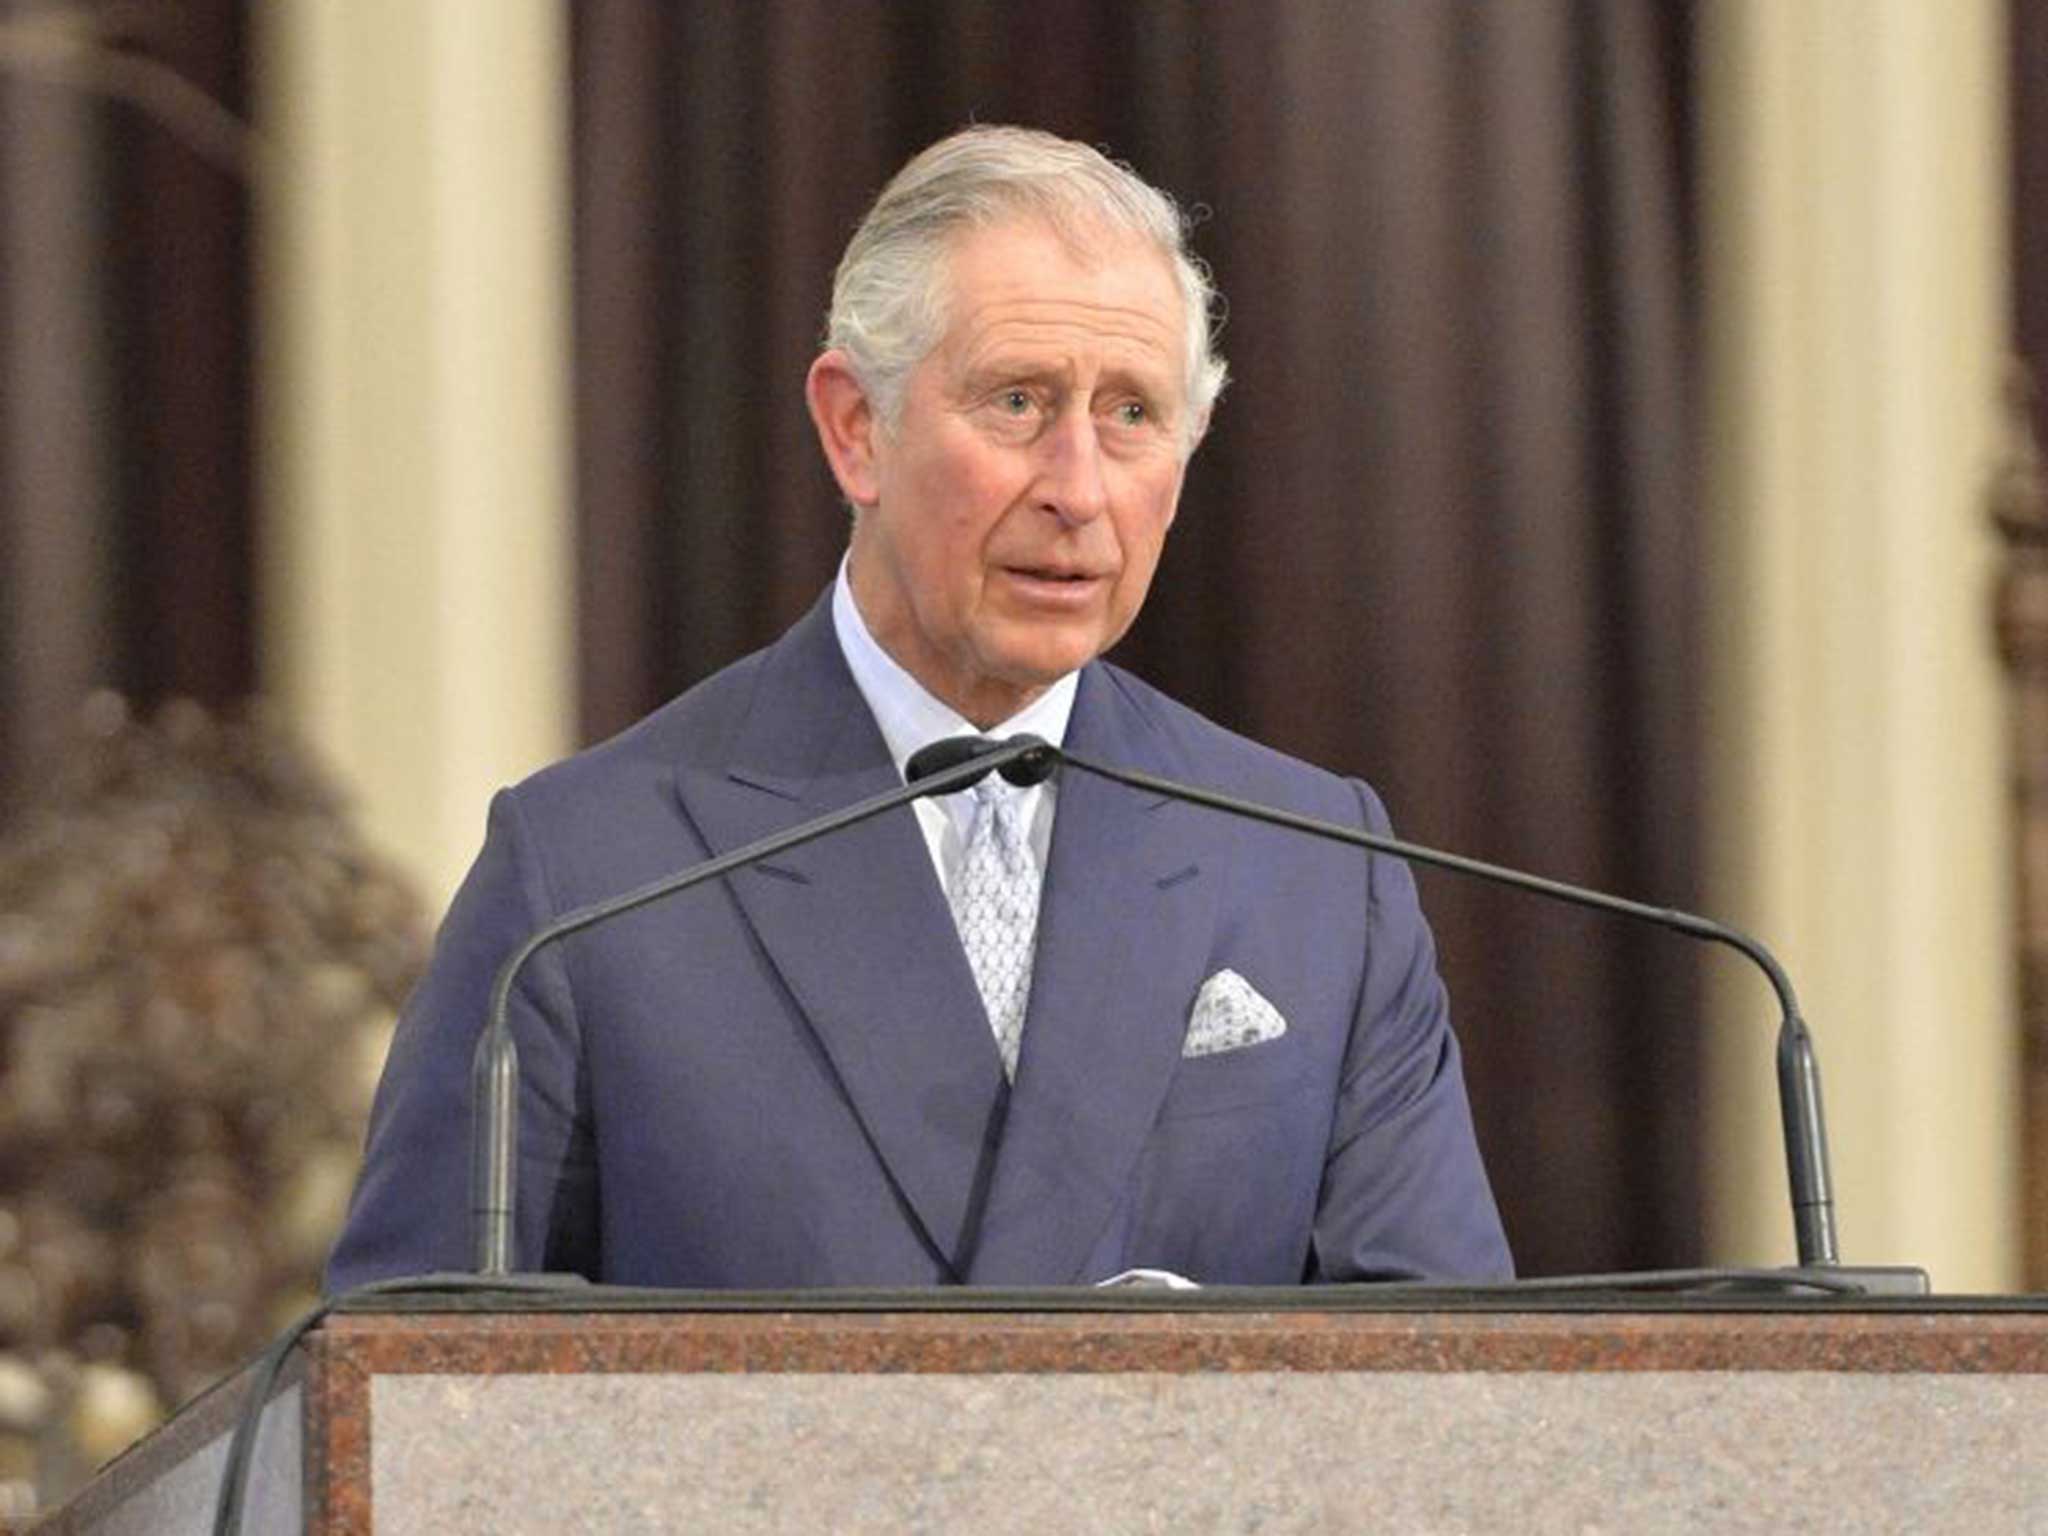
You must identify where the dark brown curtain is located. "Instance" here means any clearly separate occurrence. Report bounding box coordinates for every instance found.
[2007,0,2048,1289]
[2018,0,2048,444]
[571,0,1700,1275]
[0,0,256,814]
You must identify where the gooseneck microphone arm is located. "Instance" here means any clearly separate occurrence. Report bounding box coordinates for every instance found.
[470,734,1050,1276]
[942,734,1839,1270]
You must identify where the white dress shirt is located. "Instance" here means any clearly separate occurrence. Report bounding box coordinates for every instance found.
[831,557,1076,899]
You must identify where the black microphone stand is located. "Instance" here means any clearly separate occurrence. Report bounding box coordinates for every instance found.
[469,735,1049,1275]
[1039,743,1924,1294]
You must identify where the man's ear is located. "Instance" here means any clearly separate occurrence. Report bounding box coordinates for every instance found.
[806,351,882,509]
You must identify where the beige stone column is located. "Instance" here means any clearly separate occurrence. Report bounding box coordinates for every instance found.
[1699,1,2017,1287]
[256,1,574,909]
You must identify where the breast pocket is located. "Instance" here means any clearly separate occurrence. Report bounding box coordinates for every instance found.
[1154,1036,1318,1121]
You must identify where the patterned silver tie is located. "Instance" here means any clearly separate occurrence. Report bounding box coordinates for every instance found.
[949,779,1042,1080]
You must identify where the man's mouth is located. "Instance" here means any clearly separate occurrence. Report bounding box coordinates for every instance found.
[1005,564,1102,584]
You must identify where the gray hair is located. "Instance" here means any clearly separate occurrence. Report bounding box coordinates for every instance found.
[825,125,1228,450]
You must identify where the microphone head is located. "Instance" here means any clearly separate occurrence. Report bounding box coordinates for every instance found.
[997,734,1060,787]
[905,735,999,787]
[904,734,1060,792]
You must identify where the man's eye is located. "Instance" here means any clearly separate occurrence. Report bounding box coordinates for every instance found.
[998,389,1033,415]
[1114,401,1150,427]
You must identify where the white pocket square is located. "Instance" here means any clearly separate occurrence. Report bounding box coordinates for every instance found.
[1183,969,1287,1058]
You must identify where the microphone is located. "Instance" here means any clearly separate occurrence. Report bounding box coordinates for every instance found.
[469,734,1046,1275]
[905,734,1059,789]
[942,734,1916,1288]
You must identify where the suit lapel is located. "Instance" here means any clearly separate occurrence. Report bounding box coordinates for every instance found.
[964,667,1220,1284]
[672,596,1009,1279]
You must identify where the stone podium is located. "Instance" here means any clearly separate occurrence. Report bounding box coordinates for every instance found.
[34,1288,2048,1533]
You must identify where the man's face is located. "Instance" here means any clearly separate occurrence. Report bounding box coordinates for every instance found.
[831,219,1194,726]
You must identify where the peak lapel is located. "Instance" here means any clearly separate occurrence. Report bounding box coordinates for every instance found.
[674,599,1009,1278]
[964,669,1219,1284]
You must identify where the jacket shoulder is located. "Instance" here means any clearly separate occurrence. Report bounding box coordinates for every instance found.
[465,645,777,904]
[512,646,768,811]
[1091,661,1379,823]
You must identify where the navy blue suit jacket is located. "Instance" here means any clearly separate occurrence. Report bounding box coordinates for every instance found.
[327,593,1511,1288]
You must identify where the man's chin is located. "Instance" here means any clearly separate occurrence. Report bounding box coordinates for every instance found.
[985,638,1103,692]
[938,646,1094,727]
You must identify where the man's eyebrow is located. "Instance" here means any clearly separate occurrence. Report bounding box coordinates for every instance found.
[962,355,1178,400]
[1098,361,1175,394]
[960,357,1072,389]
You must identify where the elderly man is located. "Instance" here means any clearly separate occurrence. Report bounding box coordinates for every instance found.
[328,126,1511,1289]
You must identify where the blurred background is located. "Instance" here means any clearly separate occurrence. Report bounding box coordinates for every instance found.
[0,0,2040,1507]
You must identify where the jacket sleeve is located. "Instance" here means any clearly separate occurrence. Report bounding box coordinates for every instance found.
[324,789,598,1290]
[1307,780,1514,1281]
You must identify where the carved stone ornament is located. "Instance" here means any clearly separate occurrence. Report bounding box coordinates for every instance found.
[0,695,426,1509]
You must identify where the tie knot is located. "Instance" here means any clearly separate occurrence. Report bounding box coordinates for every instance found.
[965,775,1027,861]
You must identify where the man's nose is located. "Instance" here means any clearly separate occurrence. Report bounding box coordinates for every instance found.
[1034,408,1110,525]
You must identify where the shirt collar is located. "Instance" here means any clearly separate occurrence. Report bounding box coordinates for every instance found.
[831,554,1078,787]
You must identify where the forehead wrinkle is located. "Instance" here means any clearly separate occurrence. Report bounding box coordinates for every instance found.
[952,307,1183,401]
[957,295,1180,356]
